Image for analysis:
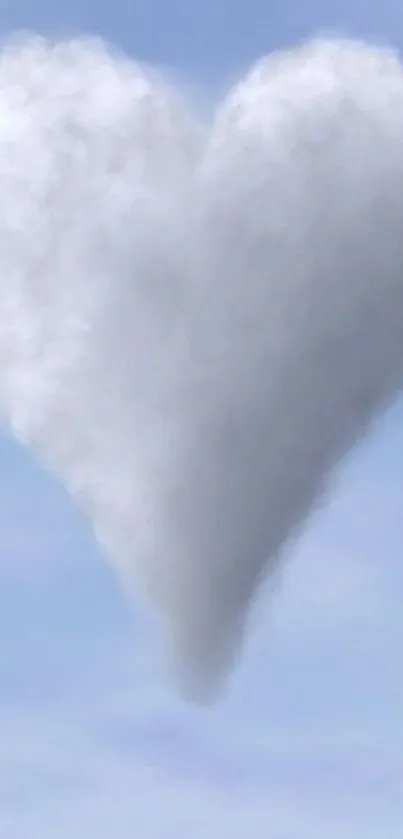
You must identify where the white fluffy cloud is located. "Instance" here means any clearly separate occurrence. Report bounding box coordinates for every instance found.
[1,34,403,699]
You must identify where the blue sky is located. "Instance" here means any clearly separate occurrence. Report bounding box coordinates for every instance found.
[0,2,403,837]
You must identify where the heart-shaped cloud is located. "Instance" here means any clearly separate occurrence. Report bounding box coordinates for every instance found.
[1,33,403,700]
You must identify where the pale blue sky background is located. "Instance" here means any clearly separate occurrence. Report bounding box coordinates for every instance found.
[0,2,403,837]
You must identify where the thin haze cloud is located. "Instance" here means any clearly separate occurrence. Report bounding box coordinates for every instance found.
[0,33,403,700]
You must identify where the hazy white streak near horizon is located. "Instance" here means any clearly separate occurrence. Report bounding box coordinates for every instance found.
[0,33,403,700]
